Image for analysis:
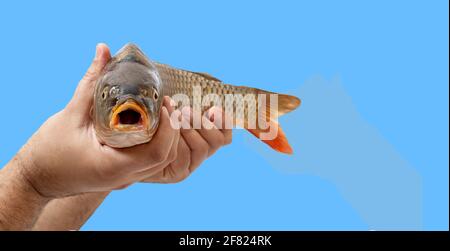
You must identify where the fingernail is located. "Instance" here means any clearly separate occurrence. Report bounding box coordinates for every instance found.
[169,98,176,107]
[96,43,107,59]
[95,44,101,59]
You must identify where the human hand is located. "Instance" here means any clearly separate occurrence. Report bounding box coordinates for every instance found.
[27,98,232,231]
[12,44,181,198]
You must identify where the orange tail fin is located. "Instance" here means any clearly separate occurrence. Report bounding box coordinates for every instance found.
[246,120,293,154]
[244,89,299,154]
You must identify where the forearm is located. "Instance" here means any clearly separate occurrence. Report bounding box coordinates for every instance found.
[33,191,110,231]
[0,157,50,230]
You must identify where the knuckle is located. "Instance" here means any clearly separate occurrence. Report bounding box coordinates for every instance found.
[225,134,232,145]
[197,140,209,155]
[215,135,226,147]
[172,170,190,183]
[209,140,222,151]
[193,149,208,163]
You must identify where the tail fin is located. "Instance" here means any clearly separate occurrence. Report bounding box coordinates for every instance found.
[245,89,301,154]
[259,91,301,119]
[246,120,293,154]
[277,93,301,117]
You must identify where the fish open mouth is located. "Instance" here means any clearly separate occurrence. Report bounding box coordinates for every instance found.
[110,99,149,131]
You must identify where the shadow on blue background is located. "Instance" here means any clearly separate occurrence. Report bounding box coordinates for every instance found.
[0,0,447,230]
[246,76,422,229]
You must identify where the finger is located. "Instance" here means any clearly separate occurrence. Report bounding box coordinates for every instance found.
[166,119,180,164]
[160,137,190,182]
[198,116,225,157]
[136,99,182,180]
[159,97,181,164]
[163,96,174,112]
[180,108,209,172]
[140,137,191,183]
[134,133,181,182]
[67,43,111,118]
[163,96,183,129]
[206,107,232,145]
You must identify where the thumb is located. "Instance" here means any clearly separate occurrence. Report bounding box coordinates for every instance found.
[66,43,111,119]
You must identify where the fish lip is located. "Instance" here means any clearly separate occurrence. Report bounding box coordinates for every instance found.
[110,99,150,131]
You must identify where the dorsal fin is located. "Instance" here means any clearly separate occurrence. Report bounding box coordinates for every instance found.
[187,71,222,82]
[154,62,222,82]
[113,43,153,67]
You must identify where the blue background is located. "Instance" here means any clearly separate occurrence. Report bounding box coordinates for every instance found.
[0,0,447,230]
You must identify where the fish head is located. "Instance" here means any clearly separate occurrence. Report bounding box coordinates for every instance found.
[93,44,163,148]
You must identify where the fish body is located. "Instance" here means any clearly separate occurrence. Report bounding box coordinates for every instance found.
[93,43,301,154]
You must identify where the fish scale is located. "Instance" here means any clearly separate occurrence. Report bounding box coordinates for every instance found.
[156,62,260,123]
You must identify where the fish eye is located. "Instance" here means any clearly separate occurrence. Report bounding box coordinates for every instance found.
[152,87,159,101]
[102,87,109,100]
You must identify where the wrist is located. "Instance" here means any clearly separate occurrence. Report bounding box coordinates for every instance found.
[0,158,50,230]
[12,141,65,199]
[32,191,111,231]
[8,155,50,199]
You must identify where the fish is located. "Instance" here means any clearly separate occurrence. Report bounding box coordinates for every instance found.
[93,43,301,154]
